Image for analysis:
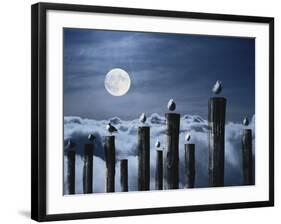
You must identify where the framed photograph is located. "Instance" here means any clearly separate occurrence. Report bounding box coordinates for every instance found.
[31,2,274,222]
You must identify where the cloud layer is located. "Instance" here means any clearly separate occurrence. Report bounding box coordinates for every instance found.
[63,113,255,194]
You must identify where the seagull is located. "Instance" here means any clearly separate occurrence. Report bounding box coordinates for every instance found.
[139,112,146,124]
[243,117,249,126]
[106,122,118,135]
[88,134,95,142]
[185,133,191,142]
[212,80,222,94]
[155,139,161,148]
[167,99,176,111]
[66,139,75,149]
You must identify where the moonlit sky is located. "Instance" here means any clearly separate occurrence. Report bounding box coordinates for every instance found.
[63,28,255,122]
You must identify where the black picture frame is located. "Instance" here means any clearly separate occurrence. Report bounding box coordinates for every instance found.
[31,2,274,222]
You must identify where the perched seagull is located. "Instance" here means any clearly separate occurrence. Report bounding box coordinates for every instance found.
[106,122,118,135]
[139,112,147,124]
[88,134,95,142]
[243,117,249,126]
[185,133,191,142]
[155,139,161,148]
[212,80,222,94]
[167,99,176,111]
[66,139,75,149]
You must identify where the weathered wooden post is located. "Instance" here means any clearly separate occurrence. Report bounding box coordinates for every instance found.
[83,144,93,194]
[104,136,116,192]
[208,97,226,187]
[138,126,150,191]
[155,150,163,190]
[164,112,180,189]
[242,129,253,185]
[120,159,128,192]
[66,140,75,194]
[184,144,195,188]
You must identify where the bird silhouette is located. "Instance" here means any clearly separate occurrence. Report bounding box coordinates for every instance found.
[66,139,75,149]
[139,112,147,124]
[155,139,161,148]
[243,117,249,126]
[167,99,176,111]
[88,134,95,142]
[185,133,191,142]
[212,80,222,94]
[106,122,118,135]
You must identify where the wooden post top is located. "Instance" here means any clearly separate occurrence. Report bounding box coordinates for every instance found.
[138,126,150,130]
[104,135,115,143]
[165,113,180,119]
[208,97,227,125]
[209,97,227,101]
[184,144,195,152]
[120,159,128,164]
[84,143,93,156]
[243,129,252,135]
[67,149,76,155]
[184,143,195,146]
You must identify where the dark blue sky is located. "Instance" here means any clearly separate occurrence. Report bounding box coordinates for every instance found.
[63,28,255,122]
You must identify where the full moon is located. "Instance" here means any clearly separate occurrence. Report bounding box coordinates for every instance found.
[104,68,131,96]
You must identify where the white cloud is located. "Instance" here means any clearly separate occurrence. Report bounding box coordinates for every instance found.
[64,113,255,194]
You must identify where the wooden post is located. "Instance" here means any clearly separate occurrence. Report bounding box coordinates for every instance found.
[184,144,195,188]
[208,97,226,187]
[138,126,150,191]
[66,150,75,194]
[83,144,93,194]
[120,159,128,192]
[104,136,116,192]
[164,113,180,189]
[242,129,253,185]
[155,150,163,190]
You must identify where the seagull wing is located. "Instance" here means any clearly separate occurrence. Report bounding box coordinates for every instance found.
[212,81,222,94]
[155,140,160,148]
[112,125,118,132]
[106,124,110,131]
[139,113,146,123]
[168,99,176,111]
[243,117,249,126]
[185,133,191,142]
